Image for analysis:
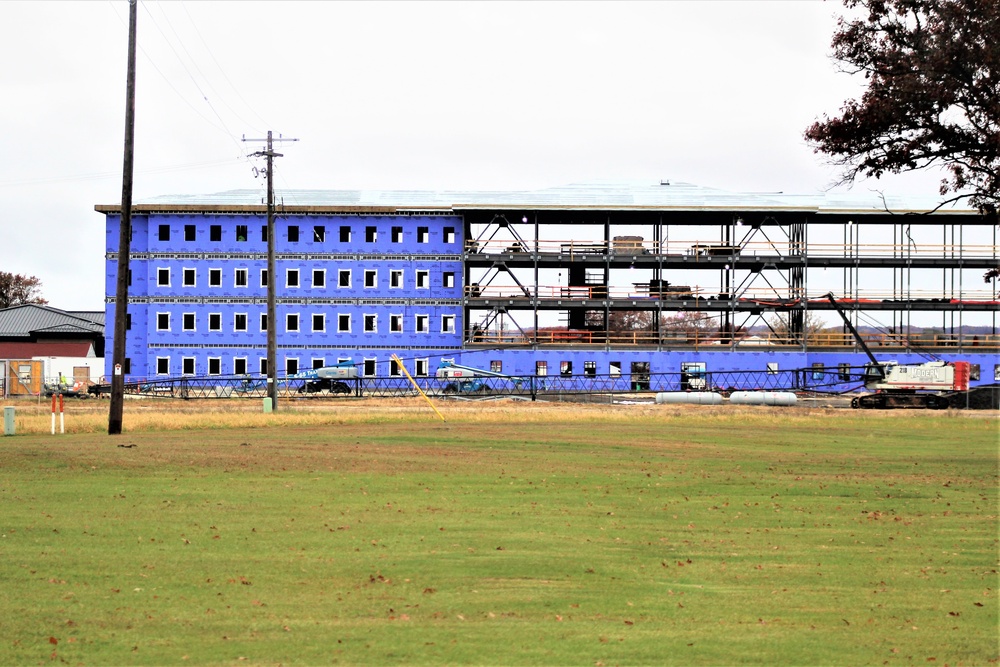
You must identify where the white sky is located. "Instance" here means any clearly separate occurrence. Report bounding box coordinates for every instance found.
[0,0,960,312]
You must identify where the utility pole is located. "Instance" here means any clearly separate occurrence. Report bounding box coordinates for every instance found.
[243,131,297,411]
[109,0,138,435]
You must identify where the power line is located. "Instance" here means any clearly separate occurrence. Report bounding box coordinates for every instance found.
[139,2,247,158]
[0,158,243,188]
[178,0,272,133]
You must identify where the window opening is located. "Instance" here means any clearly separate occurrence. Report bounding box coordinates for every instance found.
[631,361,652,391]
[678,362,703,391]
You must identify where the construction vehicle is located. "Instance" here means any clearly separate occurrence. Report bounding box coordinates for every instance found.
[823,293,970,409]
[435,360,526,394]
[294,361,357,394]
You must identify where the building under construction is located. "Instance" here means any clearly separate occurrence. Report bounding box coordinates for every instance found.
[96,181,999,391]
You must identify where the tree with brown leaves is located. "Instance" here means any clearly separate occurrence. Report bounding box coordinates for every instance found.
[0,272,48,309]
[805,0,999,216]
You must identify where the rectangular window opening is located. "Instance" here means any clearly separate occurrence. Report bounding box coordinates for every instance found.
[288,225,299,243]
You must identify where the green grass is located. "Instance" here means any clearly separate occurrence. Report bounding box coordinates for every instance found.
[0,406,996,665]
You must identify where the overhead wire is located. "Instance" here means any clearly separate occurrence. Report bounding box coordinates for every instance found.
[107,1,229,136]
[178,0,272,133]
[140,2,247,160]
[0,158,245,188]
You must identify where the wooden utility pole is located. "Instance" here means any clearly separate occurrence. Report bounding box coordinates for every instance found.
[243,132,297,411]
[109,0,138,435]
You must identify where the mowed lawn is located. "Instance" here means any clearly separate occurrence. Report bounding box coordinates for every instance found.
[0,401,996,666]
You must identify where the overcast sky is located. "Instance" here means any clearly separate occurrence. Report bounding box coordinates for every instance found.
[1,0,954,311]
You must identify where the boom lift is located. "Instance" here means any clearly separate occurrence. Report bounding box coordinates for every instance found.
[823,293,969,409]
[435,360,526,394]
[294,360,357,394]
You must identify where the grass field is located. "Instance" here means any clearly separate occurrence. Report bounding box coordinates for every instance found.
[0,400,997,666]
